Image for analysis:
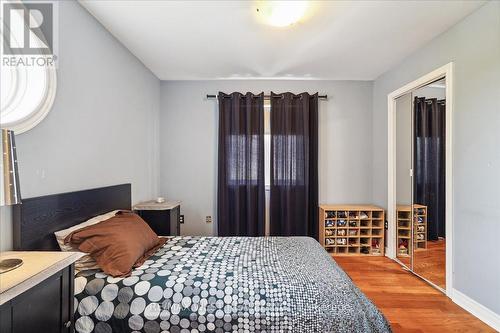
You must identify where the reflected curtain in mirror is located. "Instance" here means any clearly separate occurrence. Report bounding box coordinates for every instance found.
[414,97,446,241]
[270,92,318,238]
[217,92,265,236]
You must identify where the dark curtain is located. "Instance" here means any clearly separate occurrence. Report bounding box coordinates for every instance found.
[270,92,319,239]
[217,92,265,236]
[414,97,446,241]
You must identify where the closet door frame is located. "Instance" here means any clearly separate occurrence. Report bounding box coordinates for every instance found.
[387,62,453,297]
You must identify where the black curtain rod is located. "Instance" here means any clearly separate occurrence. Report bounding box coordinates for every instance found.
[206,94,328,99]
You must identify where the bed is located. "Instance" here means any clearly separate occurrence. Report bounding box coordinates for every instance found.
[13,184,391,333]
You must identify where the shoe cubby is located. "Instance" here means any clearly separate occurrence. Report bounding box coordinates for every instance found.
[396,204,427,256]
[360,228,371,236]
[348,229,358,236]
[371,237,382,254]
[360,246,370,255]
[337,219,348,228]
[360,219,371,228]
[348,237,359,246]
[336,246,348,254]
[319,205,385,256]
[360,237,370,246]
[348,247,359,255]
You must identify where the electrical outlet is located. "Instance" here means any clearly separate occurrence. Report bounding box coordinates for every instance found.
[206,216,212,223]
[179,215,184,224]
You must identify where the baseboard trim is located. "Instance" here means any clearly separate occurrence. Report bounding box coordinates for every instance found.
[452,288,500,331]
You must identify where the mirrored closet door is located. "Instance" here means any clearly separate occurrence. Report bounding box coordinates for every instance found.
[411,79,446,290]
[394,78,447,291]
[395,92,413,269]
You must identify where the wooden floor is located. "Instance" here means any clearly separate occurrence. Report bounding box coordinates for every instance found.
[414,239,446,289]
[334,256,495,333]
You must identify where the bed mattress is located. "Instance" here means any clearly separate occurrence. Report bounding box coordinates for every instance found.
[74,236,391,333]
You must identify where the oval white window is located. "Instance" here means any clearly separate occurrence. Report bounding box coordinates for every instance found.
[1,8,57,134]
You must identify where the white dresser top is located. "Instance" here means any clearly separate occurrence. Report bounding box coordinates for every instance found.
[0,251,83,305]
[133,200,181,211]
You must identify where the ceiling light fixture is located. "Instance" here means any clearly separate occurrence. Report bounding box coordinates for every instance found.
[256,1,309,27]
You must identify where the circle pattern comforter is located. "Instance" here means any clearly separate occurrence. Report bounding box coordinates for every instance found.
[74,236,391,333]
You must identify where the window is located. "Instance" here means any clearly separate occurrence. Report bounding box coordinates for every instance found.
[0,9,57,134]
[1,65,57,133]
[226,100,271,187]
[227,134,261,185]
[265,100,304,187]
[271,134,305,186]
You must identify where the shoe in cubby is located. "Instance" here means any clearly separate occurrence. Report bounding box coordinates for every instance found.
[337,238,347,246]
[398,239,409,255]
[371,239,381,254]
[337,211,348,219]
[325,211,336,219]
[325,238,336,246]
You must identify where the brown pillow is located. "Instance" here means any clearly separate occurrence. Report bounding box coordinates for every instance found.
[64,211,166,277]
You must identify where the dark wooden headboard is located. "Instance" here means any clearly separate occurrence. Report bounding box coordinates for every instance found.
[13,184,131,251]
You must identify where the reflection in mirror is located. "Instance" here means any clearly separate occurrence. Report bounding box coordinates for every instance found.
[412,79,446,290]
[395,92,413,269]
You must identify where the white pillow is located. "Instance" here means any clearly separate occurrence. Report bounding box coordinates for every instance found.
[54,210,120,271]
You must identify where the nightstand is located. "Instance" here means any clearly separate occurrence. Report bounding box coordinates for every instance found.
[134,200,181,236]
[0,251,83,333]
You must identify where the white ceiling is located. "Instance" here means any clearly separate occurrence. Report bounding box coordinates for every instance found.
[79,0,484,80]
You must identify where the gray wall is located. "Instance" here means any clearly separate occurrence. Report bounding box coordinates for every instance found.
[372,1,500,314]
[0,1,161,251]
[160,80,373,236]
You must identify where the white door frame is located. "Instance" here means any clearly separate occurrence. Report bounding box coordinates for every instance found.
[386,62,453,296]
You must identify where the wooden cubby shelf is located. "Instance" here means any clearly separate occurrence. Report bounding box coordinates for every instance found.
[319,204,385,256]
[396,204,428,257]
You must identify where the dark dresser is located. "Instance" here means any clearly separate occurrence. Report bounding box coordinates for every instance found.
[0,251,82,333]
[134,200,181,236]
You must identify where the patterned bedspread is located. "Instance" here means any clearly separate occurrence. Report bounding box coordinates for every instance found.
[74,236,391,333]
